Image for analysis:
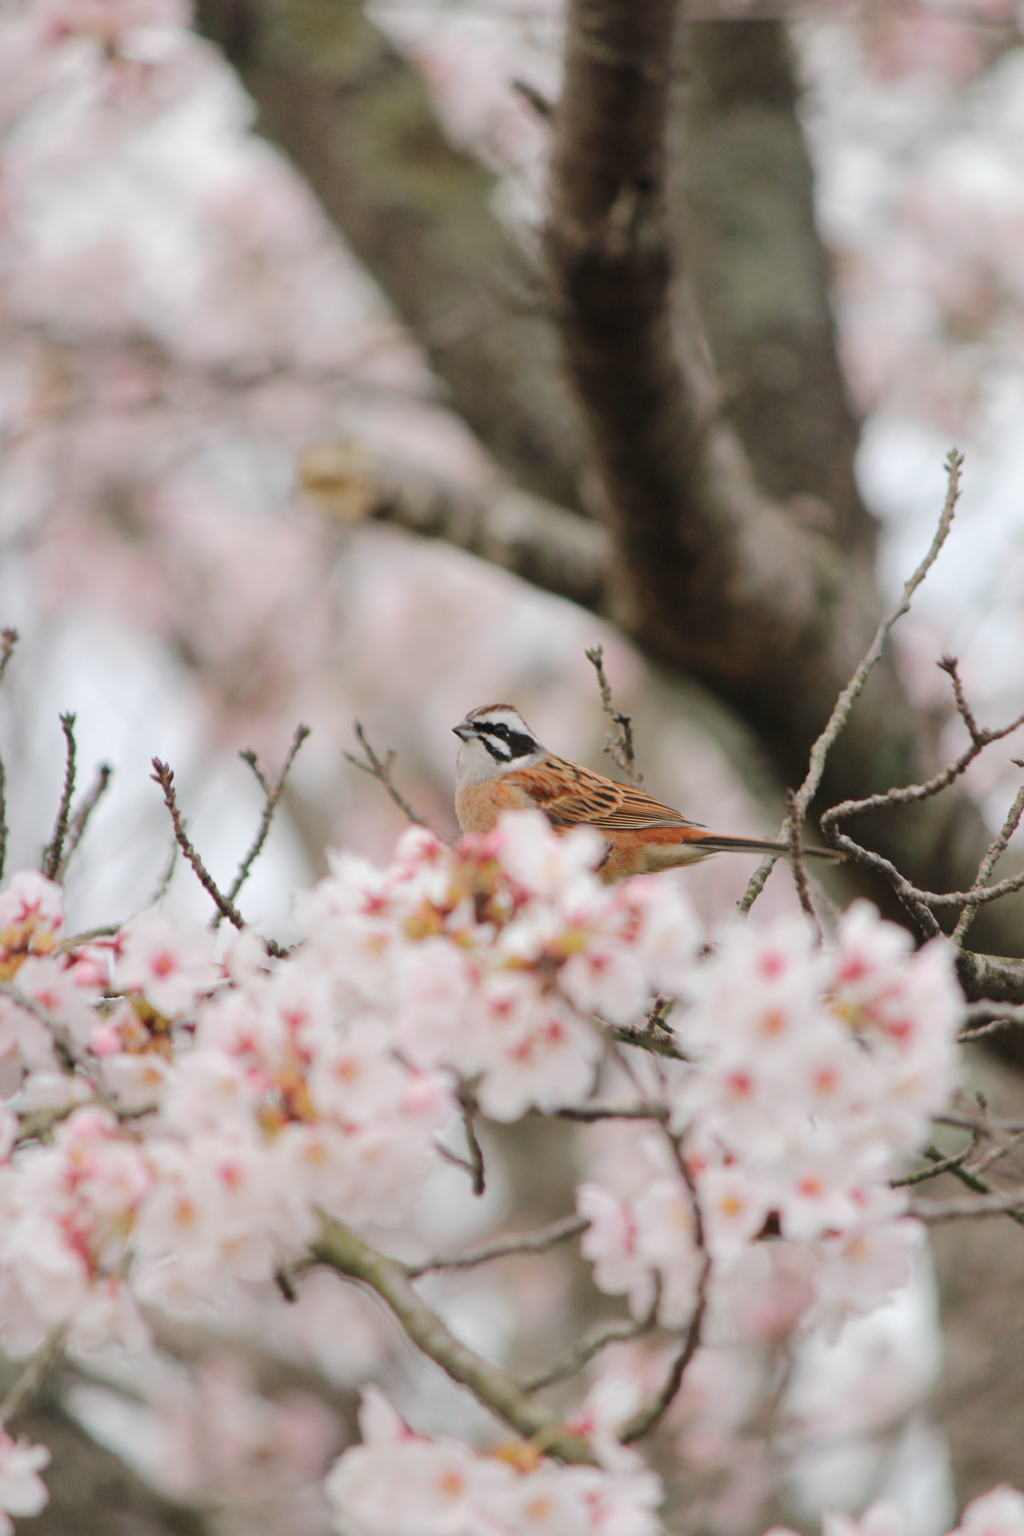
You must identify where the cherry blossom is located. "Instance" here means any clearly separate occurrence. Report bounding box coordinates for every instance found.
[323,1387,663,1536]
[0,1432,50,1536]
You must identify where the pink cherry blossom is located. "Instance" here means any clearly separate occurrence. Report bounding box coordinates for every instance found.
[0,1431,50,1535]
[115,907,219,1017]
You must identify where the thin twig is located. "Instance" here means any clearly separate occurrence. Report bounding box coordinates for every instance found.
[215,724,310,925]
[55,763,113,881]
[523,1280,662,1392]
[553,1100,669,1122]
[959,1003,1024,1042]
[408,1214,590,1279]
[344,721,429,828]
[739,449,963,915]
[56,924,119,952]
[786,788,821,940]
[0,1328,65,1426]
[921,1143,1024,1230]
[456,1083,486,1197]
[609,1024,685,1061]
[967,1128,1024,1181]
[150,759,288,959]
[585,644,643,787]
[890,1140,975,1187]
[42,713,77,881]
[910,1187,1024,1222]
[0,629,19,691]
[621,1134,709,1443]
[148,840,178,907]
[953,770,1024,946]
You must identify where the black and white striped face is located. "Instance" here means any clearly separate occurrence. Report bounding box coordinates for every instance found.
[453,704,544,783]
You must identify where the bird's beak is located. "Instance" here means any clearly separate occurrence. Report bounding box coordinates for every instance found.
[453,723,475,741]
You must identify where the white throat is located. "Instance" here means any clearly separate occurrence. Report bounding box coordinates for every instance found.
[455,735,543,789]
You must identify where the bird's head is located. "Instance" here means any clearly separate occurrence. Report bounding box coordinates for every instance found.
[453,704,545,782]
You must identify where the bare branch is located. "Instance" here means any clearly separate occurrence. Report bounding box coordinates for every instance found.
[786,788,820,939]
[585,644,643,787]
[312,1213,595,1463]
[553,1100,669,1122]
[407,1214,590,1279]
[344,721,430,830]
[920,1143,1024,1231]
[301,448,608,614]
[216,723,311,924]
[739,451,962,915]
[524,1281,662,1392]
[938,654,983,745]
[150,759,288,959]
[55,763,113,881]
[42,713,77,882]
[890,1141,975,1188]
[910,1188,1024,1223]
[953,770,1024,946]
[0,1329,65,1426]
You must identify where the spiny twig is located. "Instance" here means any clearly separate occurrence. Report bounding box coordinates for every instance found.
[344,721,429,828]
[150,758,287,958]
[215,723,311,926]
[739,448,963,915]
[55,763,113,881]
[42,712,76,881]
[585,644,643,787]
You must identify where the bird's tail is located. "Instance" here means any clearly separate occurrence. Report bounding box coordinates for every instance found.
[685,834,843,861]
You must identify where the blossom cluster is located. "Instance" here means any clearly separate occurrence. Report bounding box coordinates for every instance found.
[579,898,961,1335]
[0,812,979,1534]
[324,1385,662,1536]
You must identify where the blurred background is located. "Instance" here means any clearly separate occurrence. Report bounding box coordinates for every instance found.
[3,0,1024,1532]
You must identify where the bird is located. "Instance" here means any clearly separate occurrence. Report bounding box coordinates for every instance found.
[453,703,840,882]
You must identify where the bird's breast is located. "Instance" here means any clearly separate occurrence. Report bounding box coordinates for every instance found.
[455,776,538,834]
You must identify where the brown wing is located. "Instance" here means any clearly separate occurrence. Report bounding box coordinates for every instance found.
[509,756,704,832]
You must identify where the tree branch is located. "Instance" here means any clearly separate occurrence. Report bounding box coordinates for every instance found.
[312,1214,595,1462]
[300,445,609,614]
[191,0,585,510]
